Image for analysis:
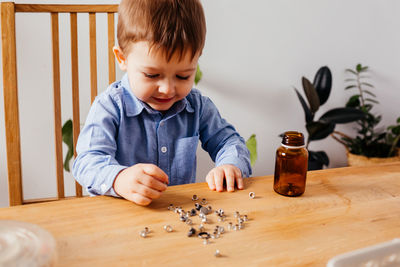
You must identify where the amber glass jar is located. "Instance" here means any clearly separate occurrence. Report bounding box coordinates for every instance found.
[274,131,308,197]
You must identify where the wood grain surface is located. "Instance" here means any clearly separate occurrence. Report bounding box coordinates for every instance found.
[1,163,400,266]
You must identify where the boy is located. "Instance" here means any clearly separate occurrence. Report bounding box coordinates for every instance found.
[72,0,251,206]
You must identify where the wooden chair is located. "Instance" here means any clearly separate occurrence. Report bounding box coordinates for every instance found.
[1,2,118,206]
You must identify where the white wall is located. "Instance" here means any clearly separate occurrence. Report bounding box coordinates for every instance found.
[1,0,399,207]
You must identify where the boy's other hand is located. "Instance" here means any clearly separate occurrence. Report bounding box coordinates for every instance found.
[205,164,244,192]
[113,163,169,206]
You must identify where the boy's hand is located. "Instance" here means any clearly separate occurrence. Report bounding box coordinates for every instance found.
[205,164,244,192]
[113,163,169,206]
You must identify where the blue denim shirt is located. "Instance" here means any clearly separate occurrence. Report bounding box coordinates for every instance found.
[72,74,252,196]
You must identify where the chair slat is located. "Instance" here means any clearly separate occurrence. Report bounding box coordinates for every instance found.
[3,3,118,205]
[70,12,83,197]
[1,2,23,206]
[89,12,98,103]
[51,13,65,199]
[16,4,118,13]
[108,12,116,84]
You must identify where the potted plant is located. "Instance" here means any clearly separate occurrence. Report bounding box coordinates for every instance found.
[293,66,365,170]
[331,63,400,166]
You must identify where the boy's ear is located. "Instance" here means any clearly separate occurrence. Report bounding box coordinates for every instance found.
[113,46,127,71]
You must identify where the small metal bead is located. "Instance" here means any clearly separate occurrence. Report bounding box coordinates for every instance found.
[167,204,174,210]
[140,230,147,238]
[200,198,207,205]
[233,224,239,231]
[144,227,150,234]
[200,206,210,215]
[215,250,221,257]
[238,218,244,224]
[243,215,248,222]
[218,226,225,234]
[228,222,233,230]
[234,211,240,218]
[164,225,173,232]
[195,203,202,211]
[198,231,211,239]
[198,224,205,231]
[190,209,197,216]
[218,209,224,216]
[174,206,182,213]
[185,219,193,225]
[201,217,207,223]
[187,227,196,237]
[249,192,256,199]
[207,205,212,211]
[192,194,198,201]
[180,215,187,222]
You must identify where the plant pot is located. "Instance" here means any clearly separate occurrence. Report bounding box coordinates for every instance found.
[346,149,400,167]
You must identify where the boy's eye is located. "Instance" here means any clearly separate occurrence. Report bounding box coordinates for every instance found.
[144,73,159,79]
[176,75,190,80]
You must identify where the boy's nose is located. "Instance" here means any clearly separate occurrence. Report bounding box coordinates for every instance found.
[158,79,175,95]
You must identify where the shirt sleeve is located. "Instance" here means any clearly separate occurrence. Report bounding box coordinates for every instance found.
[72,94,127,197]
[198,96,252,177]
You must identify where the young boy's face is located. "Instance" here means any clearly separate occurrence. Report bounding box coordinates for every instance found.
[114,41,199,111]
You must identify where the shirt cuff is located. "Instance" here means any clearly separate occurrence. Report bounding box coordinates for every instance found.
[87,165,127,197]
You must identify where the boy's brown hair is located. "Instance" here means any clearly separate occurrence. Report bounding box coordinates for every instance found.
[117,0,206,61]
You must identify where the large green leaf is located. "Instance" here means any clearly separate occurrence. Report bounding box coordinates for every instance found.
[302,77,320,113]
[246,134,257,167]
[346,95,360,108]
[319,108,366,124]
[294,87,313,123]
[194,64,202,85]
[306,121,335,141]
[308,150,329,166]
[62,119,74,172]
[313,66,332,106]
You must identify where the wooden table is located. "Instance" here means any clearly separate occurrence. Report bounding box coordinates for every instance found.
[1,163,400,266]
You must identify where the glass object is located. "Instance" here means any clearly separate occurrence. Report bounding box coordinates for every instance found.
[0,220,57,266]
[274,131,308,197]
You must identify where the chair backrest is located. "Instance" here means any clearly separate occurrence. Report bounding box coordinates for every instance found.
[1,2,118,206]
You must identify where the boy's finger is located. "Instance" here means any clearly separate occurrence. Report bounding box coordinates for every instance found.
[126,192,152,206]
[234,168,244,189]
[236,177,244,190]
[214,168,224,192]
[134,183,162,199]
[206,173,216,191]
[142,164,169,184]
[225,168,235,192]
[138,174,168,192]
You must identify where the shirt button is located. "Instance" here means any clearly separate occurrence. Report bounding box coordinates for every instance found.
[100,183,107,192]
[161,146,167,153]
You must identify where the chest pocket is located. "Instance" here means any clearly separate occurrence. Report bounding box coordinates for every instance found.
[171,135,199,185]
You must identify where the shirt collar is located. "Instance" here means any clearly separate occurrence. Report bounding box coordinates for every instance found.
[121,73,194,117]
